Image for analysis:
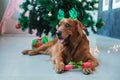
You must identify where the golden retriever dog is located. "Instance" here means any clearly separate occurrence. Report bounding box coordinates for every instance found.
[22,18,99,74]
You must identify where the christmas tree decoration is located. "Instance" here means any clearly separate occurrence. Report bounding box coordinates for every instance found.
[42,35,49,44]
[32,38,42,50]
[48,11,52,17]
[32,35,49,50]
[15,24,21,29]
[18,0,103,36]
[96,19,104,29]
[32,29,37,35]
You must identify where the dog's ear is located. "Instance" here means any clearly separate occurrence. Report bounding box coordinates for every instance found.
[74,19,84,37]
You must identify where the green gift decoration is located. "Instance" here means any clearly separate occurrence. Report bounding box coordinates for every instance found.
[32,35,49,50]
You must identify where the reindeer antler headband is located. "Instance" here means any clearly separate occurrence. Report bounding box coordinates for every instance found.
[57,8,78,20]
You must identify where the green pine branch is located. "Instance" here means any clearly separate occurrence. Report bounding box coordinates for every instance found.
[18,0,103,36]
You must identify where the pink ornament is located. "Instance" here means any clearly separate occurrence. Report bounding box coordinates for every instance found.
[15,24,20,29]
[32,29,37,36]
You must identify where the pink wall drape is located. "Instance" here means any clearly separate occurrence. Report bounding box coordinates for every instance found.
[0,0,23,35]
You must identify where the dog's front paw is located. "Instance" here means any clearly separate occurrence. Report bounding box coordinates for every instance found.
[82,68,93,74]
[22,50,37,56]
[28,51,37,56]
[54,62,65,73]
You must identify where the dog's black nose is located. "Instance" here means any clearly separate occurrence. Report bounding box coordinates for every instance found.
[56,31,62,38]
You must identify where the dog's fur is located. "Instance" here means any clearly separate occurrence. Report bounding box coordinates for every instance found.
[22,18,98,74]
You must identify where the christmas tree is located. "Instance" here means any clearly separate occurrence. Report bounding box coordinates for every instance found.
[18,0,103,36]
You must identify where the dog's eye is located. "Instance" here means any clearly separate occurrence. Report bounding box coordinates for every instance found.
[58,23,60,27]
[65,23,70,28]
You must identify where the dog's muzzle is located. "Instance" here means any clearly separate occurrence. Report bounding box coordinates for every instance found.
[56,31,62,39]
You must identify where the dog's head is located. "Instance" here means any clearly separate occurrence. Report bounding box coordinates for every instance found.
[56,18,84,44]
